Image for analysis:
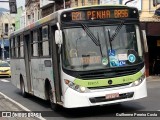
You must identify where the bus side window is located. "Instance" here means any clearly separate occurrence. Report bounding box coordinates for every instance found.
[31,30,39,57]
[42,25,50,56]
[20,35,24,58]
[16,35,20,58]
[38,28,43,56]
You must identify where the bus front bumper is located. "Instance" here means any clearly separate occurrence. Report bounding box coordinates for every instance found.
[63,79,147,108]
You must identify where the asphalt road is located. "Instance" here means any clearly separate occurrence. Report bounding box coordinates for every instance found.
[0,76,160,120]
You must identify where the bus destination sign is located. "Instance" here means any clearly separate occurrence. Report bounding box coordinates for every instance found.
[61,8,138,22]
[72,9,128,20]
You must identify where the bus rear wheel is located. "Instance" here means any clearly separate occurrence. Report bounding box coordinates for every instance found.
[20,79,27,97]
[48,84,60,111]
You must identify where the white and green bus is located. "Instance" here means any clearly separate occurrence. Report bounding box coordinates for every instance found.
[10,5,147,111]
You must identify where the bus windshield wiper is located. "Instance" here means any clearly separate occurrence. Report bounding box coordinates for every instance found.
[89,19,125,42]
[97,32,103,57]
[107,29,113,51]
[110,20,124,41]
[82,24,105,57]
[81,23,100,46]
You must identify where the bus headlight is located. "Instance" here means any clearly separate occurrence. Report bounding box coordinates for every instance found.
[64,79,90,93]
[131,74,145,87]
[80,86,86,92]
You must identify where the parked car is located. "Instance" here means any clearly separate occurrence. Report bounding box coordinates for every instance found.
[6,58,10,64]
[0,61,11,77]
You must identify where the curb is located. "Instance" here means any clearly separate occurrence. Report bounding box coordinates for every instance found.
[147,76,160,81]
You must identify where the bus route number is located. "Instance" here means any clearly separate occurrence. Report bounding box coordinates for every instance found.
[71,9,129,21]
[72,12,82,20]
[114,9,128,18]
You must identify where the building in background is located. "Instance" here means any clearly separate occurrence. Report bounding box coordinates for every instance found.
[25,0,40,25]
[140,0,160,76]
[40,0,71,17]
[40,0,99,18]
[15,6,26,30]
[40,0,55,17]
[100,0,120,5]
[78,0,98,6]
[0,12,15,60]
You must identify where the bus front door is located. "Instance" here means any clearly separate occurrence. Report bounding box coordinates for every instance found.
[24,34,33,93]
[50,25,61,103]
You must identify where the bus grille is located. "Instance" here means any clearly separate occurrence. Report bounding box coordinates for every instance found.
[88,82,132,90]
[78,68,138,79]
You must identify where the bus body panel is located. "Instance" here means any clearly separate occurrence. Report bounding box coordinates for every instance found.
[21,57,55,100]
[38,58,54,99]
[11,58,55,100]
[11,59,20,89]
[11,59,27,91]
[20,59,28,92]
[30,58,43,98]
[63,79,147,108]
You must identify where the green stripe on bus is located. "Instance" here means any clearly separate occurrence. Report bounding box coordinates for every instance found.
[74,71,142,87]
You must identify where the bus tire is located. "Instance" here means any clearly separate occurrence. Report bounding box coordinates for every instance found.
[48,84,60,111]
[20,78,28,98]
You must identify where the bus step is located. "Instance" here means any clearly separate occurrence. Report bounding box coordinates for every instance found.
[28,91,34,95]
[57,102,63,106]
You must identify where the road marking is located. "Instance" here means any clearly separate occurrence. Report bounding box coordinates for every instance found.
[0,79,10,82]
[0,92,46,120]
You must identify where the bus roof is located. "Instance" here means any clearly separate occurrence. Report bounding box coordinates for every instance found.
[10,4,134,37]
[73,4,126,9]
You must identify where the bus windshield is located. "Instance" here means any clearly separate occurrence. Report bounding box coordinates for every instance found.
[63,24,143,71]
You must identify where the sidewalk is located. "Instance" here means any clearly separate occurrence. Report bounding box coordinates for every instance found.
[147,75,160,81]
[0,93,41,120]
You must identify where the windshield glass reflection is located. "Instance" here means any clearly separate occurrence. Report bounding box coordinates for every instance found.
[63,24,143,71]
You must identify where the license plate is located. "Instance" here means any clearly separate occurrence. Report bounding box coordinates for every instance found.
[105,93,119,100]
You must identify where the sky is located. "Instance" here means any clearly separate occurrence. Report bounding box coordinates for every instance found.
[0,0,25,10]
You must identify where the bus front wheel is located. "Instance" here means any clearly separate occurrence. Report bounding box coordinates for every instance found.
[48,84,60,111]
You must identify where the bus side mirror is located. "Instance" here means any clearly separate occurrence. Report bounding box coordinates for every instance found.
[55,30,63,45]
[142,30,148,53]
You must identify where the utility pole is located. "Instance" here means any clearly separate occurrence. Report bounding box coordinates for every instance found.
[1,33,4,61]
